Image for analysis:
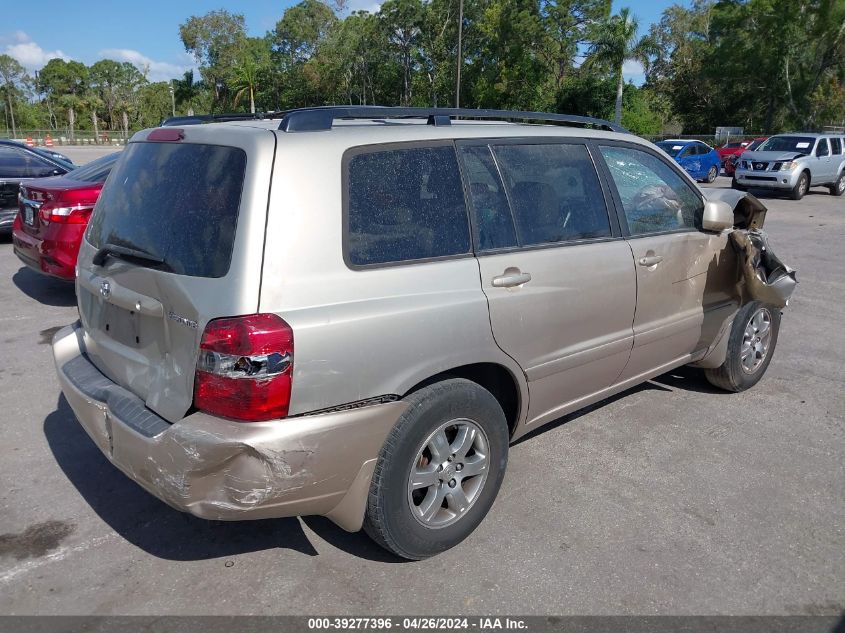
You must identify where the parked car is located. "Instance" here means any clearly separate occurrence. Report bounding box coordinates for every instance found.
[52,107,793,560]
[716,141,748,163]
[13,152,119,280]
[0,139,73,234]
[655,139,721,182]
[733,133,845,199]
[25,143,74,166]
[723,137,768,175]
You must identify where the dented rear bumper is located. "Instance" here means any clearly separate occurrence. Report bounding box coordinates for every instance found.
[52,322,406,531]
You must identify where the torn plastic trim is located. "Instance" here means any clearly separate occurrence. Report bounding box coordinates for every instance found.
[705,189,797,309]
[730,229,797,309]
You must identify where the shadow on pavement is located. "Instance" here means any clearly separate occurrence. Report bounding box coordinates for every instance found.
[12,266,76,307]
[44,394,320,561]
[651,365,725,394]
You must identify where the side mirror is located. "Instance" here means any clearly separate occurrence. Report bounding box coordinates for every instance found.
[702,199,734,232]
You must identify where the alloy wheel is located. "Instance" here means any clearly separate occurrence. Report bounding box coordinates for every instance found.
[741,307,773,374]
[407,418,490,528]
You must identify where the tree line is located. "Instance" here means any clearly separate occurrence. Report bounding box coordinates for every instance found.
[1,0,843,140]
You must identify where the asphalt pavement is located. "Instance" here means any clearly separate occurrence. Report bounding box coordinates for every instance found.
[0,174,842,615]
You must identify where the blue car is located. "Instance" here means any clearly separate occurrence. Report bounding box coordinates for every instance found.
[655,139,721,183]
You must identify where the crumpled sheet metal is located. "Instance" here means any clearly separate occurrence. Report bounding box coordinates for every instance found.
[731,229,797,309]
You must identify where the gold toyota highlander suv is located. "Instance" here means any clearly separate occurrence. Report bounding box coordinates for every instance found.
[52,107,795,559]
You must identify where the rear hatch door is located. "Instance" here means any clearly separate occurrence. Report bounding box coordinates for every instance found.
[75,125,276,422]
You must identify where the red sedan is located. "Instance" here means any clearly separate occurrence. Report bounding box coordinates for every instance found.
[13,152,119,281]
[723,137,768,175]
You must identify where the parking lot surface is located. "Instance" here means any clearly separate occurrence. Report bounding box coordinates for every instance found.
[0,174,842,615]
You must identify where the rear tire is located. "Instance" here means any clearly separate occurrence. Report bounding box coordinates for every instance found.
[790,172,809,200]
[705,301,780,392]
[829,172,845,196]
[706,165,718,183]
[363,378,509,560]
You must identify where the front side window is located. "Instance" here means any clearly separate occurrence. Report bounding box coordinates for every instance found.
[816,138,830,157]
[486,143,611,247]
[599,145,703,236]
[346,145,470,266]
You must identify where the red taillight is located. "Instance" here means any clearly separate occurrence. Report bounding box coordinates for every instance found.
[193,314,294,422]
[37,186,101,224]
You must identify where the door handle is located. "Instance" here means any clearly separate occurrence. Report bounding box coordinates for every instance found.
[638,255,664,267]
[492,270,532,288]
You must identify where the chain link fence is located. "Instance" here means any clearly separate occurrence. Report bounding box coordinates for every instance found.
[0,130,130,146]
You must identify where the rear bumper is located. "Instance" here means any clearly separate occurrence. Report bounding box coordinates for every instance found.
[12,221,80,280]
[52,322,405,531]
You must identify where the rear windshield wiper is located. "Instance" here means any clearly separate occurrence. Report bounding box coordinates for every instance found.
[92,243,173,271]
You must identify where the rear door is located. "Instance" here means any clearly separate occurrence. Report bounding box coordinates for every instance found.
[814,138,834,183]
[75,126,276,422]
[596,142,738,381]
[458,139,636,428]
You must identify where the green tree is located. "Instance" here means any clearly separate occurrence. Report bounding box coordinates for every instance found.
[0,54,27,137]
[37,58,89,137]
[586,6,654,126]
[231,38,271,113]
[180,10,248,111]
[379,0,424,105]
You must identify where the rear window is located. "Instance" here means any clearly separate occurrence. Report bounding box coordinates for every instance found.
[68,152,119,183]
[86,142,246,278]
[345,145,470,267]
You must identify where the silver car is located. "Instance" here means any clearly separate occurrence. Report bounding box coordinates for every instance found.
[733,133,845,200]
[51,107,794,559]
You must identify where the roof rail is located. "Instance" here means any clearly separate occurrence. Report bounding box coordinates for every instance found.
[160,111,288,127]
[277,106,627,133]
[160,106,628,134]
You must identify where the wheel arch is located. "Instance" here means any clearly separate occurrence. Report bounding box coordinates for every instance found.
[403,362,526,437]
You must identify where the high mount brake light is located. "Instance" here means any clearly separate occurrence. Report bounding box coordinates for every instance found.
[193,314,294,422]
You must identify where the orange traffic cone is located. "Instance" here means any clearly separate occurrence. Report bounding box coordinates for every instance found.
[45,134,53,147]
[26,136,33,147]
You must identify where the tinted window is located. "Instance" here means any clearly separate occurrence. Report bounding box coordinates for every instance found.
[0,146,58,179]
[832,138,843,155]
[87,142,246,278]
[346,145,470,266]
[459,145,516,250]
[599,145,703,235]
[491,143,610,246]
[656,142,685,158]
[816,138,829,156]
[68,152,119,183]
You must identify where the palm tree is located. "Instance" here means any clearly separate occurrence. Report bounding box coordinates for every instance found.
[587,7,654,126]
[231,56,260,113]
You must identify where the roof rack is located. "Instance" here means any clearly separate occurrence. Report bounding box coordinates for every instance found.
[161,111,289,127]
[161,106,627,134]
[277,106,627,133]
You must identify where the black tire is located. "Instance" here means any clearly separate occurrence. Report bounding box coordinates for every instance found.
[363,378,509,560]
[705,301,781,392]
[828,172,845,196]
[731,177,746,191]
[790,171,809,200]
[706,165,718,183]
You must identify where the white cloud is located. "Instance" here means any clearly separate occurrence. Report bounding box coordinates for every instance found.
[98,48,192,82]
[3,32,69,70]
[622,60,645,77]
[345,0,381,13]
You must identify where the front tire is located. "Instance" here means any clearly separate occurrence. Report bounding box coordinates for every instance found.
[705,301,781,392]
[363,378,509,560]
[829,172,845,196]
[790,172,809,200]
[706,165,718,183]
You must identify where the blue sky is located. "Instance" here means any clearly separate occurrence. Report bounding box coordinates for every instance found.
[3,0,671,84]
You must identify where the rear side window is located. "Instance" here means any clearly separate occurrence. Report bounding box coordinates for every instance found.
[86,142,246,278]
[831,138,842,155]
[599,145,703,235]
[345,145,470,266]
[488,143,610,247]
